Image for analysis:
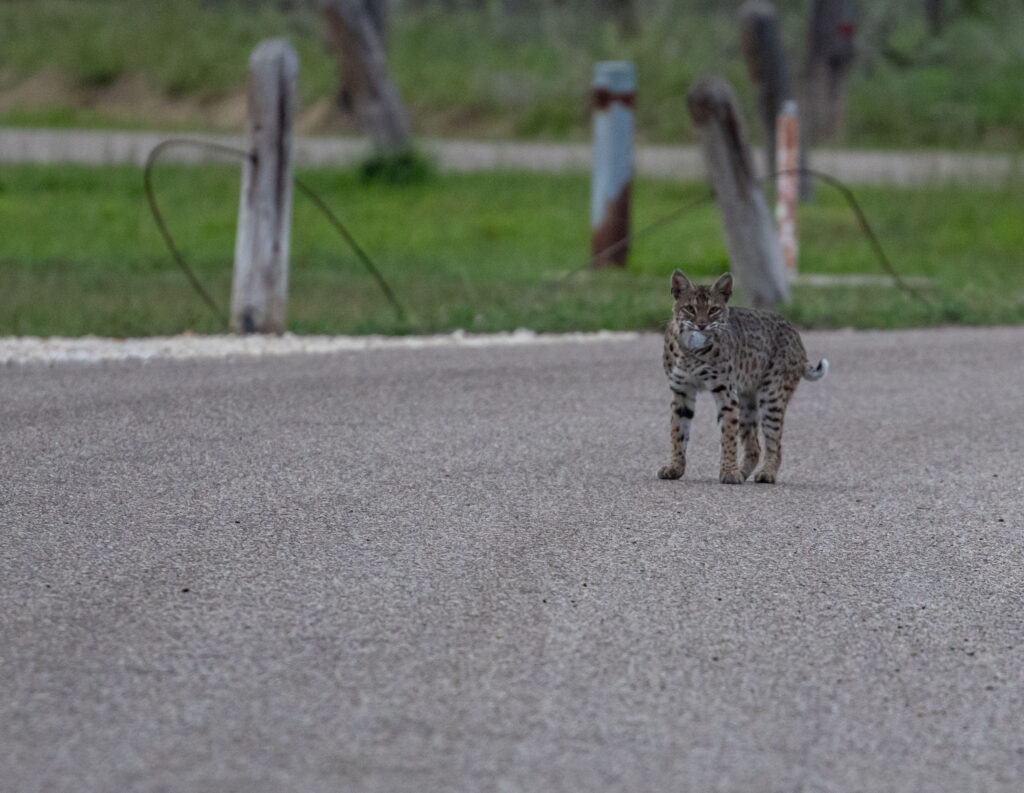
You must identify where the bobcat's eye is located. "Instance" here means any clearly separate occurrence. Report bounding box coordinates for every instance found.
[708,307,721,317]
[683,306,696,316]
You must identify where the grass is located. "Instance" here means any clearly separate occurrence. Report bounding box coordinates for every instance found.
[1,163,1022,337]
[0,1,1023,150]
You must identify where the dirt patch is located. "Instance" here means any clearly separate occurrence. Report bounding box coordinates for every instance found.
[0,68,75,113]
[0,69,250,131]
[297,97,358,136]
[1,67,518,138]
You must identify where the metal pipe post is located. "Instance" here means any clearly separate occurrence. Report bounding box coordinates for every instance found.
[590,61,635,268]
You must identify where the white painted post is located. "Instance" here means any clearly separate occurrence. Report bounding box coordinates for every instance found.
[590,61,635,268]
[231,39,298,335]
[776,100,800,281]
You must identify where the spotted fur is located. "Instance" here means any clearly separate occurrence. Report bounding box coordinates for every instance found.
[659,270,828,485]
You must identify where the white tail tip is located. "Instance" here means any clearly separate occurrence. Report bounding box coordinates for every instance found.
[804,358,829,381]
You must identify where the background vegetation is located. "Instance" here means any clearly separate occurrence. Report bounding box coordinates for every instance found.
[2,2,1022,338]
[1,0,1022,150]
[2,163,1021,337]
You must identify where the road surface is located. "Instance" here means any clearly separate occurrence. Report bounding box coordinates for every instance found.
[2,327,1023,791]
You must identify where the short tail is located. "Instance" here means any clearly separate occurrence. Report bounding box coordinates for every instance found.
[803,358,829,381]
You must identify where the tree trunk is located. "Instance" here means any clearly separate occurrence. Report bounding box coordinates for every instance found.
[364,0,389,41]
[686,76,790,309]
[320,0,412,155]
[607,0,639,37]
[799,0,858,199]
[739,0,790,177]
[925,0,944,35]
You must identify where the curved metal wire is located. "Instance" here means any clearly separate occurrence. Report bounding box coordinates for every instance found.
[142,138,245,322]
[142,137,407,325]
[765,167,932,306]
[579,167,929,308]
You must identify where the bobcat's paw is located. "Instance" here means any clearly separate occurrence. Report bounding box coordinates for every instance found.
[719,470,744,485]
[658,464,684,480]
[754,471,777,484]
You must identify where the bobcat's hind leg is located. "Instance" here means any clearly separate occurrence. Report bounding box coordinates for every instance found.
[755,381,797,483]
[739,393,761,481]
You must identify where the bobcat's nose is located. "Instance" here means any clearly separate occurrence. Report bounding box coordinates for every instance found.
[696,323,708,330]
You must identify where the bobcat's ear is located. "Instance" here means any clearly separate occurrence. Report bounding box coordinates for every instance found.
[670,270,691,299]
[712,272,734,301]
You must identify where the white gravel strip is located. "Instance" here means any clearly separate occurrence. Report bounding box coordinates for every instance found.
[0,329,645,366]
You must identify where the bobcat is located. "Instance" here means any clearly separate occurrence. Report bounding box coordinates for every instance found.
[659,270,828,484]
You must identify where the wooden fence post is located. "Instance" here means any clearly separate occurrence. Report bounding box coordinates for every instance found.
[686,76,790,309]
[590,61,635,268]
[776,100,800,281]
[739,0,790,178]
[231,39,298,335]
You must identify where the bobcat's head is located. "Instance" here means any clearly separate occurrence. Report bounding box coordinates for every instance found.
[669,270,733,338]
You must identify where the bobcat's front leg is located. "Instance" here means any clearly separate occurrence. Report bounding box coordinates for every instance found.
[712,387,743,484]
[658,389,695,480]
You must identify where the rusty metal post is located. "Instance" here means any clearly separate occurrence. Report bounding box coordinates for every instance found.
[775,100,800,281]
[590,61,635,268]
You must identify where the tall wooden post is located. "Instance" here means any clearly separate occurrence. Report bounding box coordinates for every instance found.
[590,61,635,268]
[231,39,298,335]
[775,101,800,281]
[739,1,790,177]
[686,76,790,309]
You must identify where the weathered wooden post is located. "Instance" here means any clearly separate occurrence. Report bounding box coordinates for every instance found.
[231,39,298,335]
[590,61,635,268]
[739,0,790,177]
[776,100,800,280]
[686,76,790,309]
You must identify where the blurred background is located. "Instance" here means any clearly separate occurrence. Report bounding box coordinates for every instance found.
[4,0,1023,147]
[1,0,1022,337]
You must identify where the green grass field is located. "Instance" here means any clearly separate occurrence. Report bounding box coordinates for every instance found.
[1,0,1023,150]
[1,163,1022,337]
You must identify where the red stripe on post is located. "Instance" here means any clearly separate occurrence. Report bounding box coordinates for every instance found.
[592,89,636,110]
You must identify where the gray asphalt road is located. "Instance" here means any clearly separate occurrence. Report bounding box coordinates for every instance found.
[3,327,1023,792]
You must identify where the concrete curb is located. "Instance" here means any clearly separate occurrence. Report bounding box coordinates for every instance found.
[0,329,645,366]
